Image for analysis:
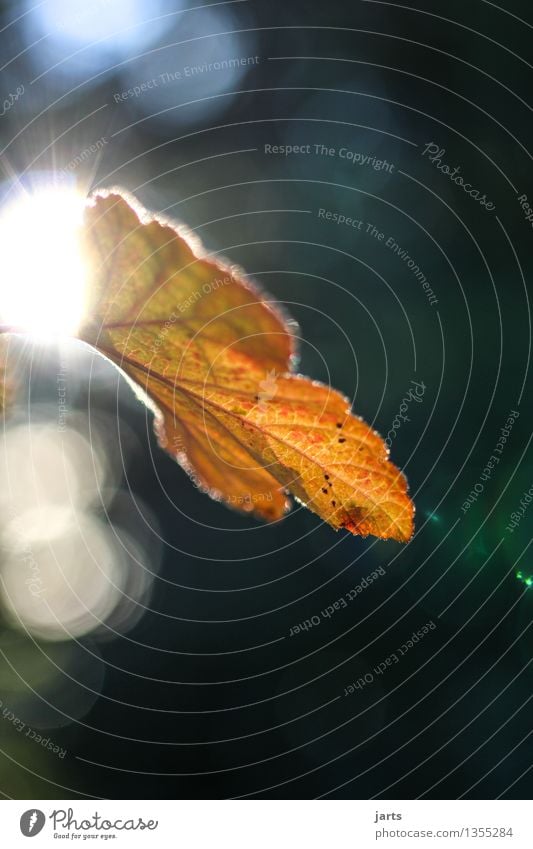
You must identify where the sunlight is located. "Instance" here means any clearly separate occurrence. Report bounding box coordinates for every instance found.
[0,187,87,338]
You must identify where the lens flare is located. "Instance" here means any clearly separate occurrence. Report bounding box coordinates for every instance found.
[516,571,533,589]
[0,187,87,338]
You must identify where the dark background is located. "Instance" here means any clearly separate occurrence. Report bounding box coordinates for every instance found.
[0,0,532,799]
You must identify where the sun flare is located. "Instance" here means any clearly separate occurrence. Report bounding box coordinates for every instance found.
[0,186,87,338]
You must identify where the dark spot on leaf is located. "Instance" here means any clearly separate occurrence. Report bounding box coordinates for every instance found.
[322,487,328,494]
[331,500,336,507]
[336,422,343,428]
[338,437,346,443]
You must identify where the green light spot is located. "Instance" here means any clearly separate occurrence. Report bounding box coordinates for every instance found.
[516,570,533,589]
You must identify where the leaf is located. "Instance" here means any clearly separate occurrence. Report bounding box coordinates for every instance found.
[0,335,17,415]
[79,189,414,542]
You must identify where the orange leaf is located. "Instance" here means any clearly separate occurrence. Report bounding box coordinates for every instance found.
[79,190,414,542]
[0,335,17,415]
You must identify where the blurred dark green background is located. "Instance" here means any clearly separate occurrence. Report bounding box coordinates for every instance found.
[0,0,531,799]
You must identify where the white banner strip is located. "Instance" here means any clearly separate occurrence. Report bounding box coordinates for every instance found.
[1,800,532,847]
